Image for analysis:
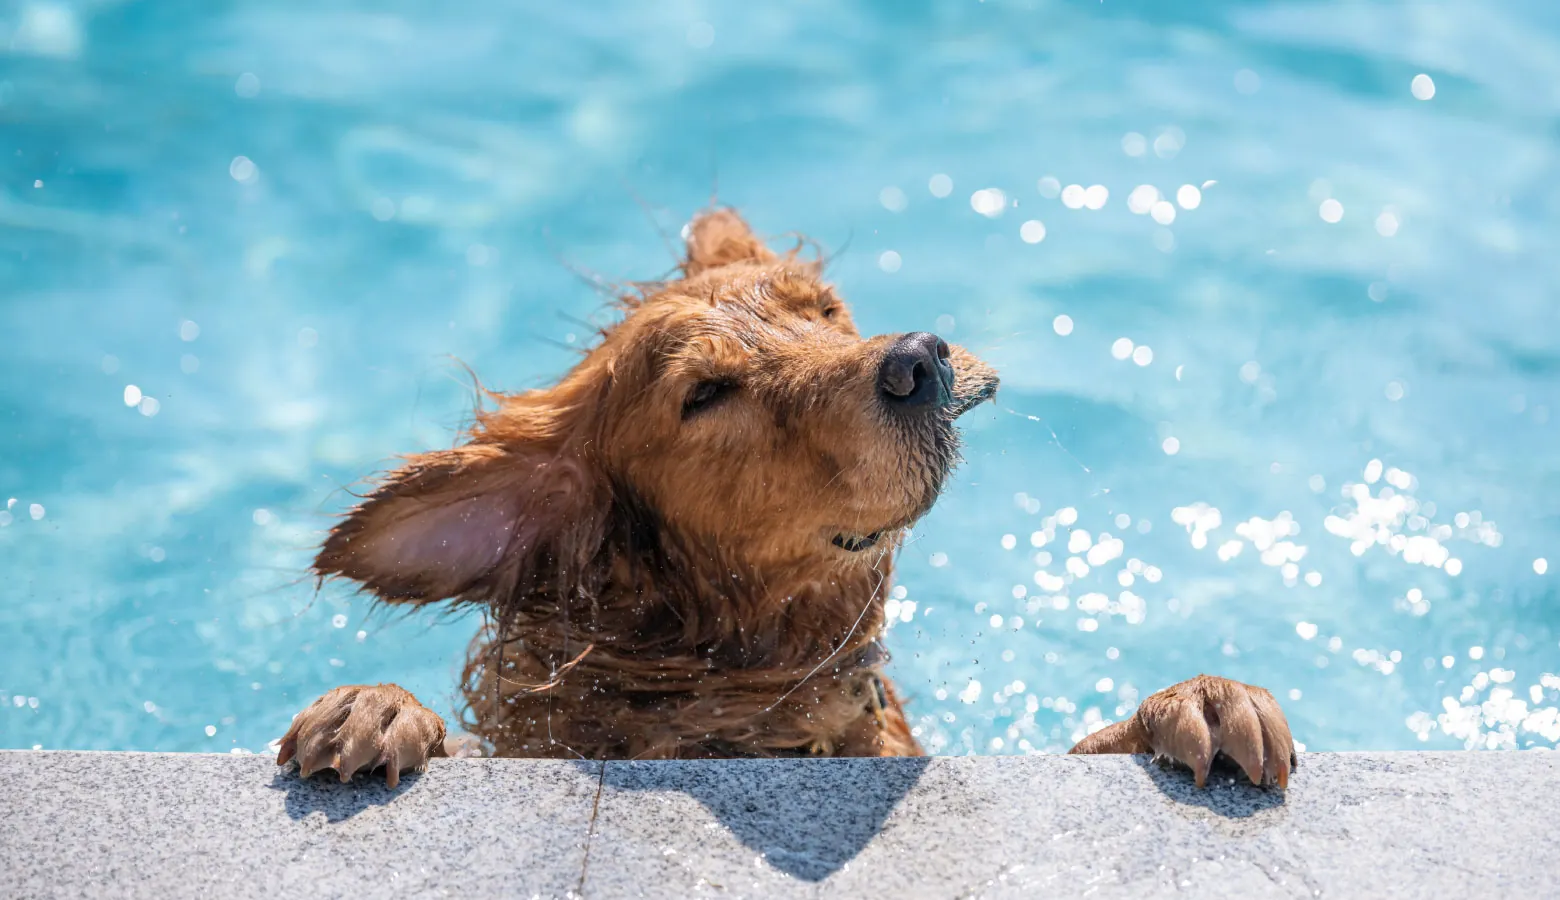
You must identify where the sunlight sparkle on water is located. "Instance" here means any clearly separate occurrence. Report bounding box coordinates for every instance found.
[879,186,907,212]
[970,188,1006,218]
[1127,184,1159,215]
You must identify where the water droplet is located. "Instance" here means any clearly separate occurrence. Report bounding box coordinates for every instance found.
[234,72,261,98]
[229,156,258,184]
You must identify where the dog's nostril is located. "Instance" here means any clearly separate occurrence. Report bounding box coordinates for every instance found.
[878,332,955,409]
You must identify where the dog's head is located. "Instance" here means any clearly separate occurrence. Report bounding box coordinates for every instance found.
[315,209,998,607]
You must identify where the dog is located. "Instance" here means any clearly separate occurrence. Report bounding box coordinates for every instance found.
[277,209,1295,790]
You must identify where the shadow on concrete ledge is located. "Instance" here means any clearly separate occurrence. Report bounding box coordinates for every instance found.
[1137,755,1287,818]
[267,767,424,822]
[599,756,932,882]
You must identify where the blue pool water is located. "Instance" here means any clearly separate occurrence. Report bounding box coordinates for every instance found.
[2,0,1558,756]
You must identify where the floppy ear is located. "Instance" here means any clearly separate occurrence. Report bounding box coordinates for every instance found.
[314,442,606,605]
[683,208,777,275]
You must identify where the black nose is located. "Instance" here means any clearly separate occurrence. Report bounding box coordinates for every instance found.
[878,332,955,409]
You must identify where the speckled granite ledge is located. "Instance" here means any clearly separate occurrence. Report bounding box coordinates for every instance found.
[0,751,1554,898]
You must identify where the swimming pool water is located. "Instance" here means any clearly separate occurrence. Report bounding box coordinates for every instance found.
[2,0,1558,756]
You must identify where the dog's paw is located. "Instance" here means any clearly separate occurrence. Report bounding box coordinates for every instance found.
[276,683,446,788]
[1139,675,1295,789]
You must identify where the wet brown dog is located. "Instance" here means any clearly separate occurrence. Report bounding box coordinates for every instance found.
[277,209,1295,789]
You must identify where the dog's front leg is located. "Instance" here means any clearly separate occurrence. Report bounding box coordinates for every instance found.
[276,684,447,787]
[1068,674,1296,789]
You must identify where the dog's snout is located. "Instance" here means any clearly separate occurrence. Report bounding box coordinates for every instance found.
[877,332,955,410]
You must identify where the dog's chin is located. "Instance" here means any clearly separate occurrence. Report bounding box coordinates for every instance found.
[828,437,959,555]
[828,498,936,556]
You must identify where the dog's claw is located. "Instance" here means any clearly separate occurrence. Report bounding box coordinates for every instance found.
[382,748,404,789]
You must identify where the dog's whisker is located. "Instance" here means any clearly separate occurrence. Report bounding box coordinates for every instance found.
[1002,406,1093,475]
[617,176,682,266]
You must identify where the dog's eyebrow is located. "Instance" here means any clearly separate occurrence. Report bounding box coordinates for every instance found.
[641,316,764,383]
[753,274,829,311]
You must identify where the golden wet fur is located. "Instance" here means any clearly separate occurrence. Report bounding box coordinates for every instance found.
[278,209,1295,787]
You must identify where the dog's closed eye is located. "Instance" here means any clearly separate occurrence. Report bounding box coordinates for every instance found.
[682,379,738,418]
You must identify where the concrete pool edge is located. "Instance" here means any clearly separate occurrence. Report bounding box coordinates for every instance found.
[1,750,1554,898]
